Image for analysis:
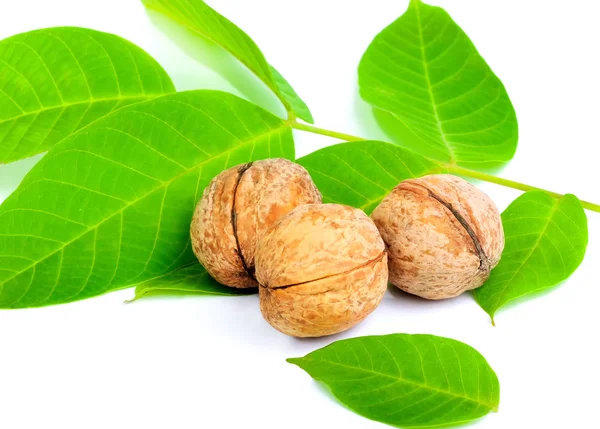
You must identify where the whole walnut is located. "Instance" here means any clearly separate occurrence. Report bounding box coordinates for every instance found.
[256,204,388,337]
[371,174,504,300]
[191,158,322,288]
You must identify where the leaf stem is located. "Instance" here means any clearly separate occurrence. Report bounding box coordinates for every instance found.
[290,121,600,214]
[447,165,600,213]
[290,121,366,142]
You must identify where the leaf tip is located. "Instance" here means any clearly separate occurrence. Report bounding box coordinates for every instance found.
[491,315,496,327]
[410,0,426,8]
[124,294,141,304]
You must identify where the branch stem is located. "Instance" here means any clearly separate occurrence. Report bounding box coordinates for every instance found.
[290,121,366,142]
[448,166,600,212]
[290,121,600,214]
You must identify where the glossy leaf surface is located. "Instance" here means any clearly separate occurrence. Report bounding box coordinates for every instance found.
[359,0,517,169]
[131,263,255,301]
[289,334,500,428]
[142,0,313,123]
[297,140,442,213]
[474,191,588,322]
[0,90,293,308]
[0,27,174,163]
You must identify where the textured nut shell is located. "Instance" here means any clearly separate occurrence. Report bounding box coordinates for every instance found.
[259,256,388,337]
[256,204,388,337]
[371,174,504,300]
[256,204,385,288]
[234,159,322,273]
[190,159,322,288]
[191,166,244,287]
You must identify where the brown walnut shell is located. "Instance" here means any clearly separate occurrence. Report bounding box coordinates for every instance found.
[256,204,388,338]
[190,158,322,288]
[371,174,504,300]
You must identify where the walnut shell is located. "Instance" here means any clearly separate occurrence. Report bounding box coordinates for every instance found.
[191,158,322,288]
[256,204,388,337]
[371,174,504,300]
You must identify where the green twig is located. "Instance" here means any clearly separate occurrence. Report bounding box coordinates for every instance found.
[448,166,600,213]
[290,121,600,214]
[290,121,366,142]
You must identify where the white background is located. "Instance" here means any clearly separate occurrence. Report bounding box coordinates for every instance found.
[1,0,599,428]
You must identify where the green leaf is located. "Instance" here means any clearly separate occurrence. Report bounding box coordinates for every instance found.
[0,27,175,164]
[358,0,517,169]
[288,334,500,428]
[473,191,588,323]
[129,263,256,302]
[297,140,442,214]
[268,65,313,123]
[142,0,313,123]
[0,90,294,309]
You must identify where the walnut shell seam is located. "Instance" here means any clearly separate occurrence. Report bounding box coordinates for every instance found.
[230,161,256,280]
[404,182,492,273]
[260,250,387,291]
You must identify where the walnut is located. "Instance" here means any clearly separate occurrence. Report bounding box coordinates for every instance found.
[371,174,504,300]
[190,159,322,288]
[255,204,388,337]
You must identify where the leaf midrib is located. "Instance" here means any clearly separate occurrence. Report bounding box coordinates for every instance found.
[414,1,457,164]
[293,357,497,410]
[0,94,163,125]
[0,124,289,301]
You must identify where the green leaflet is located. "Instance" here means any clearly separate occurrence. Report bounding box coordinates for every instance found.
[0,27,175,164]
[0,90,294,309]
[288,334,500,428]
[130,263,255,302]
[296,142,590,323]
[142,0,313,123]
[297,140,442,214]
[474,191,588,323]
[267,65,313,123]
[358,0,517,169]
